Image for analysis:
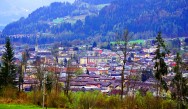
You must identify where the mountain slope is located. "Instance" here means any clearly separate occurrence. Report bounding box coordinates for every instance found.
[2,0,188,41]
[2,1,111,35]
[85,0,188,38]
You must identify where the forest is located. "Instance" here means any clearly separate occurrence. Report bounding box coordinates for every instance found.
[2,0,188,43]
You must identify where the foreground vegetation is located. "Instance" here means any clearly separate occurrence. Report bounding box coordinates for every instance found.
[0,86,187,109]
[0,104,44,109]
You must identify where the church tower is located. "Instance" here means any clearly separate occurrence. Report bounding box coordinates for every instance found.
[35,34,39,52]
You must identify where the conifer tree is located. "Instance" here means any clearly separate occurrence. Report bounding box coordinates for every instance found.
[0,37,16,88]
[153,32,170,96]
[173,53,188,109]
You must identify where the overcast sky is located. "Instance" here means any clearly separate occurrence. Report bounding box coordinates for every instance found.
[0,0,75,26]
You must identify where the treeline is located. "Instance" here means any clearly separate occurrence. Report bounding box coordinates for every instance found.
[80,0,114,5]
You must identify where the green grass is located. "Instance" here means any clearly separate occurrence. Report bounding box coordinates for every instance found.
[52,18,64,24]
[52,15,86,24]
[129,39,145,44]
[0,104,54,109]
[111,39,145,45]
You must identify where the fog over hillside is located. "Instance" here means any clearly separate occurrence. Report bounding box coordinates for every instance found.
[0,0,75,27]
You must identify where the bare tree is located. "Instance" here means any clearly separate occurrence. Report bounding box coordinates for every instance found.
[51,43,60,94]
[34,57,45,91]
[64,57,79,100]
[20,49,29,91]
[64,59,72,97]
[115,30,132,99]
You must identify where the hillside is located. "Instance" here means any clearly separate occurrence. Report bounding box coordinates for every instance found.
[2,0,188,43]
[2,1,111,35]
[86,0,188,38]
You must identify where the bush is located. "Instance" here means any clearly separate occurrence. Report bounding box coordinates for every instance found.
[106,95,121,109]
[27,91,43,106]
[0,88,183,109]
[27,90,69,108]
[0,85,18,99]
[68,91,121,109]
[47,91,68,108]
[123,96,137,109]
[79,91,98,109]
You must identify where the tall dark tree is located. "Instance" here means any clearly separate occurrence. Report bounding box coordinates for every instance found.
[46,73,53,93]
[86,69,89,75]
[0,37,16,88]
[153,32,170,97]
[64,59,72,98]
[64,58,68,67]
[92,41,97,48]
[185,38,188,46]
[172,53,188,109]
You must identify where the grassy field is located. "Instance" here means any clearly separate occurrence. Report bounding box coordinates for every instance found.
[111,39,145,45]
[129,39,145,44]
[52,15,86,24]
[52,18,64,24]
[0,104,54,109]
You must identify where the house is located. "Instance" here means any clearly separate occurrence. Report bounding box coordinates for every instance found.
[93,47,103,54]
[58,55,71,64]
[100,82,111,93]
[86,81,101,88]
[70,82,86,89]
[98,69,108,75]
[23,79,37,91]
[79,56,108,65]
[89,74,100,81]
[79,56,88,65]
[78,73,90,79]
[99,76,114,82]
[87,67,99,75]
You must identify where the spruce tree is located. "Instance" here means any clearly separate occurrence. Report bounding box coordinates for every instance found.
[153,32,170,96]
[173,53,188,109]
[0,37,16,88]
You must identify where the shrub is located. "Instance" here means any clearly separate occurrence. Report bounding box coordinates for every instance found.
[161,99,176,109]
[27,91,43,106]
[79,91,98,109]
[0,85,18,99]
[123,96,137,109]
[47,91,68,108]
[106,95,121,109]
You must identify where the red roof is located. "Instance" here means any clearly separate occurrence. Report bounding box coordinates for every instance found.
[47,66,63,72]
[87,62,95,64]
[130,69,137,73]
[87,67,98,72]
[170,62,176,67]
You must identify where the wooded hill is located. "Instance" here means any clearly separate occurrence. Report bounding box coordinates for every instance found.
[2,0,188,42]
